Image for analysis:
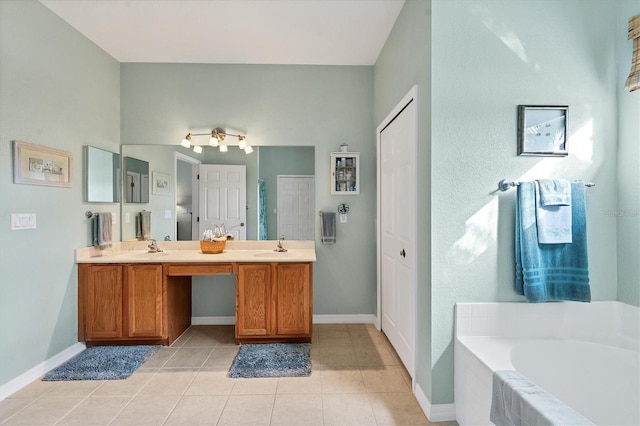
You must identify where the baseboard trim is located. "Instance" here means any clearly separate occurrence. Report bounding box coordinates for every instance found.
[191,314,377,326]
[0,342,86,401]
[414,382,456,422]
[312,314,377,324]
[191,316,235,325]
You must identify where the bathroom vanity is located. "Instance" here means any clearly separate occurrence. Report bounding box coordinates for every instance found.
[75,240,315,346]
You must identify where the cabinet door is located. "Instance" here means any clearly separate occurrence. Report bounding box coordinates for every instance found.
[125,264,164,338]
[330,152,360,194]
[85,265,124,339]
[236,264,272,337]
[276,263,311,336]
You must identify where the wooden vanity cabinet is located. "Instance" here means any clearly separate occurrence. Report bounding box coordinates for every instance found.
[78,263,165,344]
[235,262,312,342]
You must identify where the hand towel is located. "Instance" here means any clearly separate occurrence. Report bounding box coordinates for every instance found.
[490,370,594,426]
[536,179,571,206]
[321,212,336,244]
[535,181,572,244]
[515,182,590,302]
[92,212,113,250]
[137,210,151,241]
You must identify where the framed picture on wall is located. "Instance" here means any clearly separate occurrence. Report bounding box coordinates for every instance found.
[152,171,171,195]
[13,141,73,187]
[517,105,568,156]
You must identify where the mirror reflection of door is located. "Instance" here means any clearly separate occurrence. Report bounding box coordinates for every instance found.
[126,172,140,203]
[277,175,315,240]
[198,164,247,240]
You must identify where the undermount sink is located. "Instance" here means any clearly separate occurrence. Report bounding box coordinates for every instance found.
[253,251,305,258]
[115,251,170,259]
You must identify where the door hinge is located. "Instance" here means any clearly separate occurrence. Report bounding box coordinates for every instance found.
[197,217,200,222]
[197,174,200,180]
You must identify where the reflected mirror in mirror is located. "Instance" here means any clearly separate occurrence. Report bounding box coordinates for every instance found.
[120,145,314,241]
[124,156,149,203]
[84,146,121,203]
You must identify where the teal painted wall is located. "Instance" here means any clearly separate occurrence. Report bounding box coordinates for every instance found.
[0,0,120,386]
[373,0,434,402]
[616,0,640,306]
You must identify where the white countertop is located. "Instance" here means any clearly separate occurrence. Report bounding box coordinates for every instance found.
[76,240,316,263]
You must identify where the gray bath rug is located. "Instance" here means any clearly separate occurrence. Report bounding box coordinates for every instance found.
[229,343,311,378]
[43,345,161,381]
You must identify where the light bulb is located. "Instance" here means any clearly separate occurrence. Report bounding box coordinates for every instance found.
[219,144,228,152]
[209,136,218,147]
[180,134,191,148]
[193,145,203,154]
[244,145,253,154]
[238,136,247,150]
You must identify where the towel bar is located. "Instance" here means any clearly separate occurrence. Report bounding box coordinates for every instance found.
[498,179,595,192]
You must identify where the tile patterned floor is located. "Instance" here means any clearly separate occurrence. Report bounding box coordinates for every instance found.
[0,324,458,425]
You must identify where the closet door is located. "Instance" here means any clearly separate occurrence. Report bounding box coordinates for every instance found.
[378,88,417,377]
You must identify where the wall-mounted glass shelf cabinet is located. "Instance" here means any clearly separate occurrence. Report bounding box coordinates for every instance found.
[330,152,360,195]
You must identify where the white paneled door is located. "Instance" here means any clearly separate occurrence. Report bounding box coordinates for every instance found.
[277,175,315,240]
[198,164,246,240]
[378,88,417,378]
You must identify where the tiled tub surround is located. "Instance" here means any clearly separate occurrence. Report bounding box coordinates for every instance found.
[454,301,639,426]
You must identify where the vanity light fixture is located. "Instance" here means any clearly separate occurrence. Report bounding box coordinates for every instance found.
[180,134,192,148]
[180,127,253,154]
[625,13,640,92]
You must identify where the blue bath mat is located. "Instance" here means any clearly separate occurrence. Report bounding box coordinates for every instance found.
[43,345,161,381]
[229,343,311,378]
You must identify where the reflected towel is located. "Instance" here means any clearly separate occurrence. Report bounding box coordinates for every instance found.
[136,211,151,240]
[535,181,572,244]
[321,212,336,244]
[515,182,590,302]
[92,212,112,250]
[490,370,594,426]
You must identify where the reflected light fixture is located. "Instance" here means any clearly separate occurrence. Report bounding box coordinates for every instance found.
[625,13,640,92]
[180,127,253,154]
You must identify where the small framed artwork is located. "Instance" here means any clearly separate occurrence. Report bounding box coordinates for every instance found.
[13,141,73,187]
[152,171,171,195]
[517,105,568,156]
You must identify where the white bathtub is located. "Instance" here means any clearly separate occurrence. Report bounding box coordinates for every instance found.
[454,301,639,426]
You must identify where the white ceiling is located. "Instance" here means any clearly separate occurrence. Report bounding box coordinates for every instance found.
[39,0,405,66]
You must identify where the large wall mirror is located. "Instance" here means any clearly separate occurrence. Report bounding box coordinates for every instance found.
[120,145,315,242]
[84,146,121,203]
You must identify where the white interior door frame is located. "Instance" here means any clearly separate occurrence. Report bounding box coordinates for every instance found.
[376,84,418,374]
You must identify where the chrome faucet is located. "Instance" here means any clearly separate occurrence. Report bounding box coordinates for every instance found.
[147,239,163,253]
[275,235,288,252]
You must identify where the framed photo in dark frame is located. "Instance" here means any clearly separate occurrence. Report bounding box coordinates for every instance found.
[517,105,568,156]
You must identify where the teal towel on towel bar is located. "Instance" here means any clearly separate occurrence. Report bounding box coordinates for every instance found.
[515,182,590,302]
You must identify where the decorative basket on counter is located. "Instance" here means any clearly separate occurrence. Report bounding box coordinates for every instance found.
[200,223,227,254]
[200,239,226,254]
